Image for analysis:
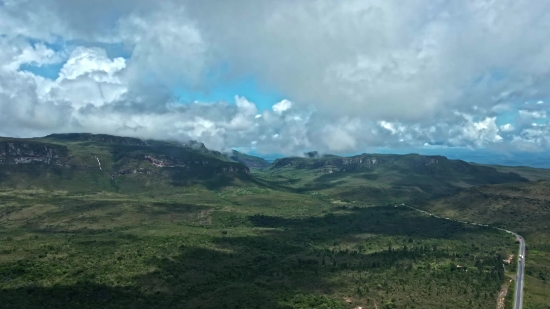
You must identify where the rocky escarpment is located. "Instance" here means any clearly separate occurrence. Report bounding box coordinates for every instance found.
[272,154,386,171]
[272,153,447,169]
[145,155,249,174]
[46,133,149,146]
[0,136,250,177]
[47,133,230,161]
[271,153,517,176]
[0,134,253,192]
[0,141,68,166]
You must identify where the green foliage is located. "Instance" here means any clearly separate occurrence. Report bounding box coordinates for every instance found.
[0,189,518,309]
[1,133,547,308]
[421,180,550,309]
[0,134,250,193]
[505,281,515,309]
[255,153,528,206]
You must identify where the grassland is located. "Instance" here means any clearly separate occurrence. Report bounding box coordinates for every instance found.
[0,186,520,309]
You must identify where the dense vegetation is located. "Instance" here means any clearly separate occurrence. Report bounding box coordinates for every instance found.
[0,133,547,308]
[420,181,550,309]
[0,189,517,309]
[259,153,528,206]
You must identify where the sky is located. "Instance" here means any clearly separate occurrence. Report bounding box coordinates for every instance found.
[1,0,550,167]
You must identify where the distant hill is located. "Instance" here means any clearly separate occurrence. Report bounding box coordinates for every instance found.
[419,180,550,234]
[471,163,550,182]
[261,153,529,203]
[226,150,271,168]
[0,134,535,201]
[0,133,250,192]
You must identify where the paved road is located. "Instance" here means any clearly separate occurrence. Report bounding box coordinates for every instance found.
[512,233,525,309]
[402,204,525,309]
[492,228,525,309]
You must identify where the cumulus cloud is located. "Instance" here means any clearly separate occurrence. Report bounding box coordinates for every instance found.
[272,99,292,115]
[59,47,125,81]
[500,124,515,132]
[1,1,550,155]
[519,110,547,119]
[47,47,128,109]
[450,116,503,147]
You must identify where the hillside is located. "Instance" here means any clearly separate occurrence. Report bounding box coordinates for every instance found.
[0,134,547,308]
[480,164,550,181]
[0,134,250,192]
[259,153,528,204]
[418,180,550,237]
[1,135,529,198]
[418,181,550,308]
[226,150,271,168]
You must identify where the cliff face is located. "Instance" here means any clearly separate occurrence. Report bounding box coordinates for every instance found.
[271,153,492,176]
[0,142,68,166]
[0,136,249,176]
[272,154,381,170]
[46,133,148,146]
[0,135,252,191]
[272,154,451,169]
[144,155,249,174]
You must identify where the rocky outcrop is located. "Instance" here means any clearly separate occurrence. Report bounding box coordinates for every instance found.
[1,135,251,179]
[216,165,250,174]
[272,153,457,173]
[47,133,148,146]
[272,154,382,169]
[145,155,250,174]
[145,155,211,168]
[0,142,68,166]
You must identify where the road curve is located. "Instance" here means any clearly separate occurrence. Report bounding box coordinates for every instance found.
[402,204,525,309]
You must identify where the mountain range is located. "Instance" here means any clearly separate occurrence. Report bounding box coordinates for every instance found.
[0,133,530,200]
[1,133,549,309]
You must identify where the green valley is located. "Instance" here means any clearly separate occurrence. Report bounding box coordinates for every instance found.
[0,134,547,309]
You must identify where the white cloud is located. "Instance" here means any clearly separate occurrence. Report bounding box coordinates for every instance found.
[38,47,128,109]
[59,47,125,82]
[519,110,547,119]
[446,115,503,147]
[272,99,292,115]
[227,96,258,130]
[2,1,550,156]
[500,123,515,132]
[117,3,209,88]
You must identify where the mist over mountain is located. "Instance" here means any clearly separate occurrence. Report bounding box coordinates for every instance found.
[2,2,550,308]
[2,1,550,158]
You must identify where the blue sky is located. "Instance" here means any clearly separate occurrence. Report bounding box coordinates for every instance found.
[20,39,537,128]
[20,41,283,112]
[173,77,284,112]
[1,0,550,167]
[14,40,550,168]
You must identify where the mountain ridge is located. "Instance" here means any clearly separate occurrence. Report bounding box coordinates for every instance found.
[0,133,250,192]
[225,150,271,168]
[0,133,532,197]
